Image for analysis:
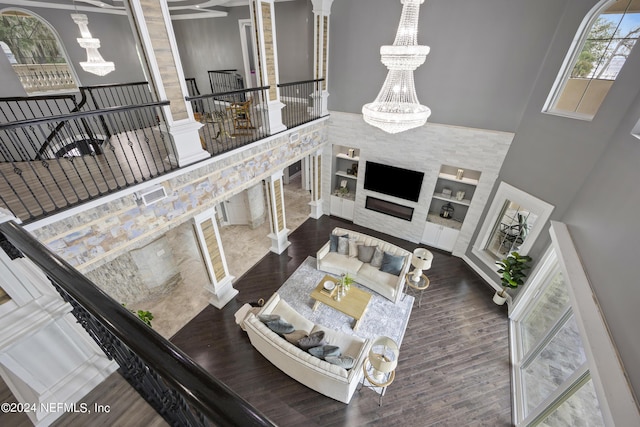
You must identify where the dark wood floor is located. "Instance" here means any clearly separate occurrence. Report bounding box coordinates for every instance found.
[171,216,512,426]
[0,215,511,426]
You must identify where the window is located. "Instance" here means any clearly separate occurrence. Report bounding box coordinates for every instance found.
[0,9,78,94]
[544,0,640,120]
[472,182,554,273]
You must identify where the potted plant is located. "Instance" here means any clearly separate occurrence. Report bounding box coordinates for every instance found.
[493,251,532,305]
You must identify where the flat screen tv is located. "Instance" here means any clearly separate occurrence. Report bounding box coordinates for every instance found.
[364,161,424,202]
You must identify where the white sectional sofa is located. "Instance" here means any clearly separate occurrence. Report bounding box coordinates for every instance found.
[316,227,411,304]
[242,293,370,404]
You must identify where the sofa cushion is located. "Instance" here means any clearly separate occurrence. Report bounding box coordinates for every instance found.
[308,345,341,359]
[271,299,315,333]
[266,319,295,335]
[320,252,364,276]
[330,233,348,252]
[358,263,399,295]
[283,330,308,345]
[370,246,384,268]
[298,330,325,350]
[311,325,366,358]
[325,355,355,370]
[380,252,406,276]
[337,236,349,255]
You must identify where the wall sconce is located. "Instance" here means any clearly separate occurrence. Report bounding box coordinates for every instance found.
[71,13,115,76]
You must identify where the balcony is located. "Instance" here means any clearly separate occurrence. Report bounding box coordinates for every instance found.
[0,79,326,224]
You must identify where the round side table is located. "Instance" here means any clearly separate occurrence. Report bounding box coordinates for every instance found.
[404,272,430,307]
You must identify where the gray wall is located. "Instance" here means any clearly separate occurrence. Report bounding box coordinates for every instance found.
[0,5,145,97]
[172,0,312,95]
[329,0,640,398]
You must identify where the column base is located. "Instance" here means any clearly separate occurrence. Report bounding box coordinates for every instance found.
[205,276,238,309]
[269,229,291,254]
[160,120,210,167]
[309,200,324,219]
[266,100,287,134]
[311,91,330,117]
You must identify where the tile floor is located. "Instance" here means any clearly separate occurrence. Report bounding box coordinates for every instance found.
[130,173,311,338]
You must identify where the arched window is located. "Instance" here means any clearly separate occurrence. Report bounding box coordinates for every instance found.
[0,9,78,94]
[544,0,640,120]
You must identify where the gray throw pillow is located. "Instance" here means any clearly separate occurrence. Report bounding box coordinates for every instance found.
[337,236,349,255]
[258,314,280,323]
[308,345,341,359]
[284,330,307,345]
[380,251,406,276]
[330,233,349,252]
[298,330,325,350]
[370,247,384,268]
[266,319,295,335]
[357,245,376,263]
[325,355,355,370]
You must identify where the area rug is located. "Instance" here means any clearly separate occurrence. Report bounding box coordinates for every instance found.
[277,257,414,348]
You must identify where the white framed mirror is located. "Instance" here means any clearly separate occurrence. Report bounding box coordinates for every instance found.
[472,182,554,271]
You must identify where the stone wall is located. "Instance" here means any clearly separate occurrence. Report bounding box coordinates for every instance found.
[29,121,328,274]
[324,112,513,256]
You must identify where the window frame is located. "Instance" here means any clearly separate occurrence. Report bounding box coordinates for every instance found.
[542,0,633,121]
[0,7,80,96]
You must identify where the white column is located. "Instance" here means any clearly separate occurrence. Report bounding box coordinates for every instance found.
[125,0,210,167]
[311,0,334,116]
[0,210,117,427]
[249,0,287,133]
[265,171,290,254]
[192,208,237,309]
[308,150,324,219]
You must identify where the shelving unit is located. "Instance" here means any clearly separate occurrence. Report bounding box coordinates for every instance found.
[330,146,360,220]
[423,165,481,252]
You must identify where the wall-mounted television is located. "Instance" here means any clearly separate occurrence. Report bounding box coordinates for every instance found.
[364,161,424,202]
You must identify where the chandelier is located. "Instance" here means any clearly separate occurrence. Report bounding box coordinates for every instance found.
[71,13,115,77]
[362,0,431,134]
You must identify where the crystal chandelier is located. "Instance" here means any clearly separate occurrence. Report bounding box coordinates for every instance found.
[362,0,431,134]
[71,13,115,77]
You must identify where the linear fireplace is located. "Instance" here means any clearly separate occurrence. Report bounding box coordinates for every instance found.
[365,196,414,221]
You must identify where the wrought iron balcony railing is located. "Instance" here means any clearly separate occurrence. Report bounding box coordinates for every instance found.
[278,79,325,128]
[0,219,275,427]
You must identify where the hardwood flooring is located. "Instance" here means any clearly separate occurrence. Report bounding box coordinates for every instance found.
[0,215,511,426]
[171,216,512,426]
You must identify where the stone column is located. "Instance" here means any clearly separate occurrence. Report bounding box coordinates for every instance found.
[125,0,210,167]
[265,171,290,253]
[0,210,117,427]
[249,0,287,133]
[192,208,237,309]
[311,0,334,116]
[308,150,324,219]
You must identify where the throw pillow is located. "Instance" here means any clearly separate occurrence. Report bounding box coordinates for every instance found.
[357,245,376,263]
[370,247,384,268]
[283,330,308,345]
[329,233,348,252]
[348,238,360,258]
[265,319,295,335]
[298,330,325,350]
[337,236,349,255]
[258,314,280,323]
[380,251,406,276]
[308,345,341,360]
[325,355,355,370]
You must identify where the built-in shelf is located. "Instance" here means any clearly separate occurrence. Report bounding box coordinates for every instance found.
[335,171,358,179]
[432,193,472,206]
[437,172,479,186]
[336,153,360,161]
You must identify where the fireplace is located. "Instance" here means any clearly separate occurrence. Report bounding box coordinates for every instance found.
[365,196,414,221]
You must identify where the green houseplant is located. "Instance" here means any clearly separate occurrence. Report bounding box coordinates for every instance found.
[493,251,532,305]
